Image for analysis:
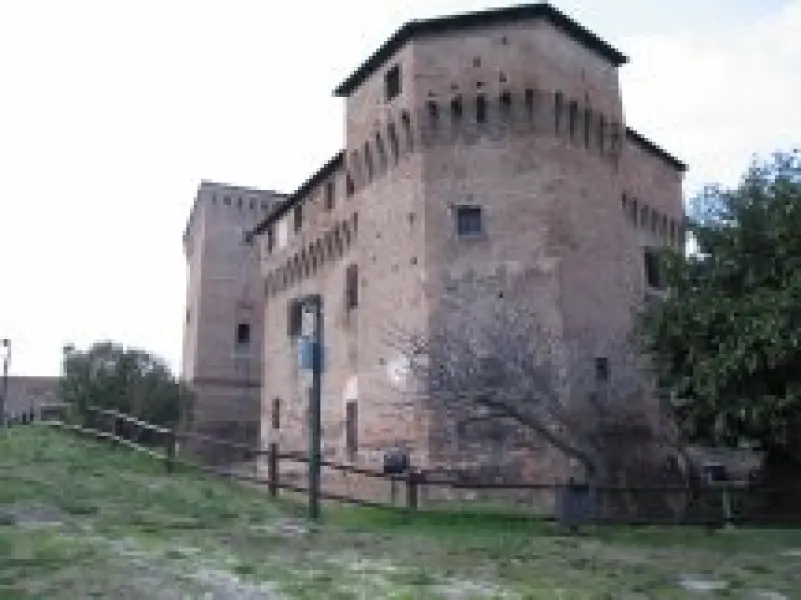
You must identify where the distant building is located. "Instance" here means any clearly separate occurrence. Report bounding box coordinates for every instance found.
[2,376,61,422]
[181,3,686,479]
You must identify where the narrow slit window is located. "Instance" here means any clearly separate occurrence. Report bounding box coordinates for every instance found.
[476,95,487,124]
[525,88,535,121]
[375,133,386,169]
[500,91,512,121]
[569,100,578,141]
[554,92,564,134]
[345,401,358,461]
[324,181,335,210]
[345,264,359,310]
[271,398,281,430]
[451,96,463,122]
[363,142,373,181]
[388,123,399,162]
[427,100,439,129]
[597,116,606,153]
[584,107,592,148]
[293,204,303,233]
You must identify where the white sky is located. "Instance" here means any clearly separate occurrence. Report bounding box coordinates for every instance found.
[1,0,799,377]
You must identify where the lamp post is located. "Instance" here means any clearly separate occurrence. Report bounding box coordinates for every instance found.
[1,338,11,431]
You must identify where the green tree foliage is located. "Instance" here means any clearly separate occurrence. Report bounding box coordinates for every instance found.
[60,341,193,428]
[640,150,801,462]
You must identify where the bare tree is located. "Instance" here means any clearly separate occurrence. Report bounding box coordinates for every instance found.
[385,270,687,495]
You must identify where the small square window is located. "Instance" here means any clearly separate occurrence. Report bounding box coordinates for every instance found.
[385,65,401,101]
[236,323,251,345]
[456,206,483,237]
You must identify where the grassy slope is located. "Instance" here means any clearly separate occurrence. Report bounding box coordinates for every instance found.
[1,427,800,599]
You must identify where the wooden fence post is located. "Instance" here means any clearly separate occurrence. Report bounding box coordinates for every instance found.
[165,428,176,473]
[268,442,279,498]
[406,470,419,511]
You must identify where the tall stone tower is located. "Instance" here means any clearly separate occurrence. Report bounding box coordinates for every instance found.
[181,181,284,460]
[254,3,686,481]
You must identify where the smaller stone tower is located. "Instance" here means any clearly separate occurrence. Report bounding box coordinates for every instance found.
[181,181,284,461]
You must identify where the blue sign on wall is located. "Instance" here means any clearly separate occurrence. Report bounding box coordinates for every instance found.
[298,337,324,371]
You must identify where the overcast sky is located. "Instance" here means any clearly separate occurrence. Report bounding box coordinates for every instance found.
[1,0,799,377]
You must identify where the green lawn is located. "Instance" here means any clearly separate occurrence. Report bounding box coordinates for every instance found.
[1,426,800,599]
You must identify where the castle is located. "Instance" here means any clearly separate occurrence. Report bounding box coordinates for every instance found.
[181,3,686,477]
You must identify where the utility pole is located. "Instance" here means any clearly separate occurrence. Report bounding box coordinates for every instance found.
[299,295,323,520]
[1,338,11,431]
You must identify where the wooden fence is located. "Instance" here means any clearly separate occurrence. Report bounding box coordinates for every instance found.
[33,405,801,527]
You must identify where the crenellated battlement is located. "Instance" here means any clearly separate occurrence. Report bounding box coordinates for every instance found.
[182,181,285,250]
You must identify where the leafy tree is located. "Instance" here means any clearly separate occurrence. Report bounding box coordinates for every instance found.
[640,150,801,466]
[60,341,193,429]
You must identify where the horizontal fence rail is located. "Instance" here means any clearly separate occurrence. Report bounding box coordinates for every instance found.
[36,404,801,528]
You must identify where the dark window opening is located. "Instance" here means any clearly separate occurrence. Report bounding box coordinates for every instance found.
[236,323,251,345]
[185,309,191,324]
[554,92,564,134]
[287,299,302,337]
[476,95,487,124]
[621,193,628,212]
[388,123,399,162]
[630,198,639,224]
[293,204,303,233]
[456,206,483,236]
[500,91,512,120]
[451,96,463,122]
[525,88,535,120]
[224,196,231,206]
[644,248,665,290]
[325,181,335,210]
[426,100,439,129]
[346,174,354,197]
[595,357,609,383]
[271,398,281,430]
[597,116,606,152]
[345,401,358,461]
[568,100,578,141]
[364,142,373,181]
[385,65,401,101]
[472,57,481,67]
[375,133,386,169]
[584,107,592,148]
[401,111,412,151]
[345,264,359,310]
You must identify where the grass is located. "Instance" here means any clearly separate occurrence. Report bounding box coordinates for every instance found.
[1,426,801,599]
